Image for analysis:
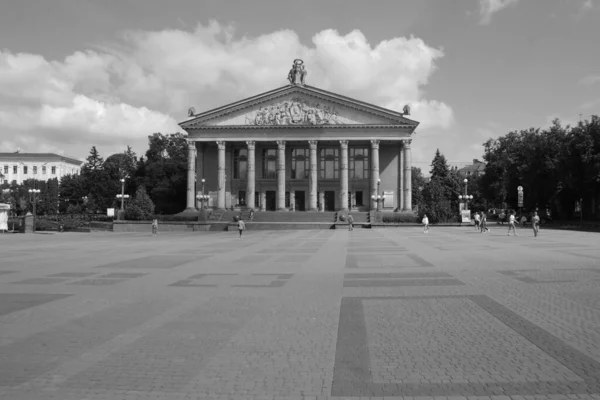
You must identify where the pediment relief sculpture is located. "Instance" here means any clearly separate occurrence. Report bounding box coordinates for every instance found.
[243,97,341,126]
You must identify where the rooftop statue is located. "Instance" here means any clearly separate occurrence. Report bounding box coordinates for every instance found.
[287,59,307,86]
[402,104,411,116]
[188,107,196,117]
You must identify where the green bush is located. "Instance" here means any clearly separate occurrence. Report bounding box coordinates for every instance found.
[35,218,58,231]
[154,214,200,222]
[124,186,155,221]
[382,212,419,223]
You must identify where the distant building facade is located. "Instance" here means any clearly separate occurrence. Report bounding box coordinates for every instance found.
[457,159,486,178]
[0,153,83,185]
[179,60,419,212]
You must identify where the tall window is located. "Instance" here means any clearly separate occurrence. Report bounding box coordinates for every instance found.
[13,166,17,174]
[262,149,277,179]
[319,148,339,179]
[233,148,248,179]
[51,166,56,174]
[291,148,309,179]
[33,166,38,175]
[3,165,7,174]
[42,166,47,174]
[23,166,28,175]
[349,148,369,179]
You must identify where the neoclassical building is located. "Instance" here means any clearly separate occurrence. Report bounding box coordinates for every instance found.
[180,60,418,212]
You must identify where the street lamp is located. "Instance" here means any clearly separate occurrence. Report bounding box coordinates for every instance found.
[196,194,209,209]
[28,188,41,232]
[372,178,383,211]
[200,178,206,210]
[116,178,129,220]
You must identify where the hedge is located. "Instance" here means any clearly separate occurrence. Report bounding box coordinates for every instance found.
[381,213,419,223]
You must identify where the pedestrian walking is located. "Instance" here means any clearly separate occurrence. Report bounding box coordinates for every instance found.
[151,219,158,236]
[480,212,489,233]
[507,211,517,236]
[422,214,429,233]
[474,212,481,231]
[237,218,246,238]
[532,211,540,237]
[347,213,354,231]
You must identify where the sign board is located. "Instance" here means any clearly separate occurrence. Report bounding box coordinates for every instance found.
[518,191,524,207]
[461,209,471,223]
[382,191,394,208]
[107,208,114,217]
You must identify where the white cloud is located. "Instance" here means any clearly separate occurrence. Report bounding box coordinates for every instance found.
[0,21,453,159]
[478,0,520,25]
[578,74,600,85]
[581,0,594,12]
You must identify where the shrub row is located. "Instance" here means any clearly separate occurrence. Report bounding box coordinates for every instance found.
[381,213,419,223]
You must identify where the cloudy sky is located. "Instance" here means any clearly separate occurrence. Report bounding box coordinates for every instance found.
[0,0,598,172]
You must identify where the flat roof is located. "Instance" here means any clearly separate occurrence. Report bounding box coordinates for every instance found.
[0,153,83,166]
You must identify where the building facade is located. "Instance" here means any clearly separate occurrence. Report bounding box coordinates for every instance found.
[0,153,83,185]
[457,159,486,178]
[179,60,419,212]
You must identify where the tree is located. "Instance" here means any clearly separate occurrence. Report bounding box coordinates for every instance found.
[411,167,427,209]
[140,133,189,214]
[125,185,155,220]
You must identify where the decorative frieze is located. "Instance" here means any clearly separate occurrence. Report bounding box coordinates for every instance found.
[243,97,341,126]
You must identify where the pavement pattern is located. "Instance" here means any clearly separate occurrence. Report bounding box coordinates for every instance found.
[0,224,600,400]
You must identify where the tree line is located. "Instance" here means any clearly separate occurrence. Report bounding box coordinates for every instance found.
[2,115,598,221]
[413,115,599,222]
[0,133,189,217]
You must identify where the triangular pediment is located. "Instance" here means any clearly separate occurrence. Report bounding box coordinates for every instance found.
[180,85,419,129]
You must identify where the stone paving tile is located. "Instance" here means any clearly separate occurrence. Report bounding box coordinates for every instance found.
[0,297,178,387]
[59,296,262,393]
[1,228,600,399]
[343,278,465,287]
[0,293,72,316]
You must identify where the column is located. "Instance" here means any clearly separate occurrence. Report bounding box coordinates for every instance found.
[185,140,197,211]
[217,141,226,210]
[260,190,266,212]
[339,140,349,211]
[308,140,318,211]
[370,139,380,211]
[403,139,412,211]
[290,189,295,211]
[398,142,404,211]
[319,191,325,212]
[246,141,256,210]
[276,140,286,211]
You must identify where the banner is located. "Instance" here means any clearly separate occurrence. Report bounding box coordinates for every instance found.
[518,191,524,207]
[461,209,471,223]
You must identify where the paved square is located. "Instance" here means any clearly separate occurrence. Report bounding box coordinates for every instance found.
[1,227,600,400]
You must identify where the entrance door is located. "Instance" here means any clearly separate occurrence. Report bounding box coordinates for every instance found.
[294,191,306,211]
[324,191,335,211]
[266,191,276,211]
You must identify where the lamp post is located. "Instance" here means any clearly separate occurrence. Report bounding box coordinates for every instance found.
[115,178,129,220]
[201,178,206,210]
[28,188,41,232]
[371,178,383,211]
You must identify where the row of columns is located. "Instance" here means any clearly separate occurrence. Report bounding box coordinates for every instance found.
[186,139,412,212]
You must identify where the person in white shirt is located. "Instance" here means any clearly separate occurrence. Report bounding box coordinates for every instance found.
[474,212,481,231]
[531,211,540,237]
[507,212,517,236]
[422,214,429,233]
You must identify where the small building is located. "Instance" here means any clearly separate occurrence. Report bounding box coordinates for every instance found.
[0,152,83,185]
[179,60,419,212]
[457,159,486,178]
